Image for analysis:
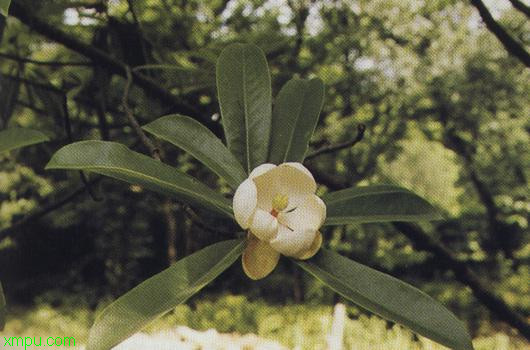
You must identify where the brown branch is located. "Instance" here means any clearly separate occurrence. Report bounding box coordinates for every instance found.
[509,0,530,18]
[469,0,530,67]
[310,167,530,339]
[0,52,92,67]
[121,66,161,160]
[305,124,366,161]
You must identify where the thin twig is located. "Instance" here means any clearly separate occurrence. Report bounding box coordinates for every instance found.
[121,66,161,160]
[184,207,234,238]
[305,124,366,161]
[61,94,102,201]
[0,52,92,67]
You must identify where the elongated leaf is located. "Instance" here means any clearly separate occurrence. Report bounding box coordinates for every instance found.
[323,185,441,225]
[143,115,247,189]
[296,249,473,350]
[0,0,10,16]
[0,128,49,154]
[46,141,233,218]
[216,43,272,172]
[0,281,5,330]
[268,78,324,164]
[87,239,245,350]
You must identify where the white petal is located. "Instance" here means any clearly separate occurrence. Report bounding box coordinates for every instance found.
[283,162,315,185]
[314,195,327,227]
[250,209,278,241]
[251,163,317,212]
[277,163,317,196]
[269,225,317,257]
[279,194,326,231]
[233,179,257,229]
[249,163,277,179]
[296,231,323,260]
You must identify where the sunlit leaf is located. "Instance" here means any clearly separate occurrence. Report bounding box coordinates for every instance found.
[45,141,233,218]
[216,43,272,172]
[323,185,441,225]
[269,78,324,164]
[87,239,245,350]
[0,0,10,17]
[296,249,474,350]
[0,128,49,154]
[143,114,247,189]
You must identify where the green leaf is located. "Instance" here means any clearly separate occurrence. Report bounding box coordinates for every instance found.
[143,115,247,189]
[216,43,272,172]
[0,281,6,330]
[87,239,245,350]
[268,78,324,164]
[0,0,10,17]
[296,249,474,350]
[0,128,49,154]
[45,141,233,218]
[322,185,442,225]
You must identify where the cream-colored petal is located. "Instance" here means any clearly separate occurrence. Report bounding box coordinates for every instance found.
[233,179,257,229]
[269,225,317,257]
[250,209,278,241]
[242,236,280,280]
[252,166,282,212]
[314,195,327,227]
[280,163,317,194]
[296,231,323,260]
[279,194,326,231]
[249,163,277,179]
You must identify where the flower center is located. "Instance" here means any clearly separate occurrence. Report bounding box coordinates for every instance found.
[271,193,289,217]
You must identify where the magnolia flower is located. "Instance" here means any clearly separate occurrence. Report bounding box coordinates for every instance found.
[233,163,326,280]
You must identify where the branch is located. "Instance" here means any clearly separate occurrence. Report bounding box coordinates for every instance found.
[509,0,530,19]
[310,167,530,339]
[8,3,217,130]
[305,124,365,161]
[121,66,161,160]
[469,0,530,67]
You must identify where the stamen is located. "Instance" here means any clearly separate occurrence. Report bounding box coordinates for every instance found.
[272,193,289,212]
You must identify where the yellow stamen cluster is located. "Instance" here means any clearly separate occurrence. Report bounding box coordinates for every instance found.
[272,193,289,212]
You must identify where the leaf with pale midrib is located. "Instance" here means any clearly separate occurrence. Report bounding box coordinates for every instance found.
[269,78,324,164]
[143,114,247,190]
[296,249,474,350]
[323,185,442,225]
[46,140,233,218]
[87,239,245,350]
[216,43,272,172]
